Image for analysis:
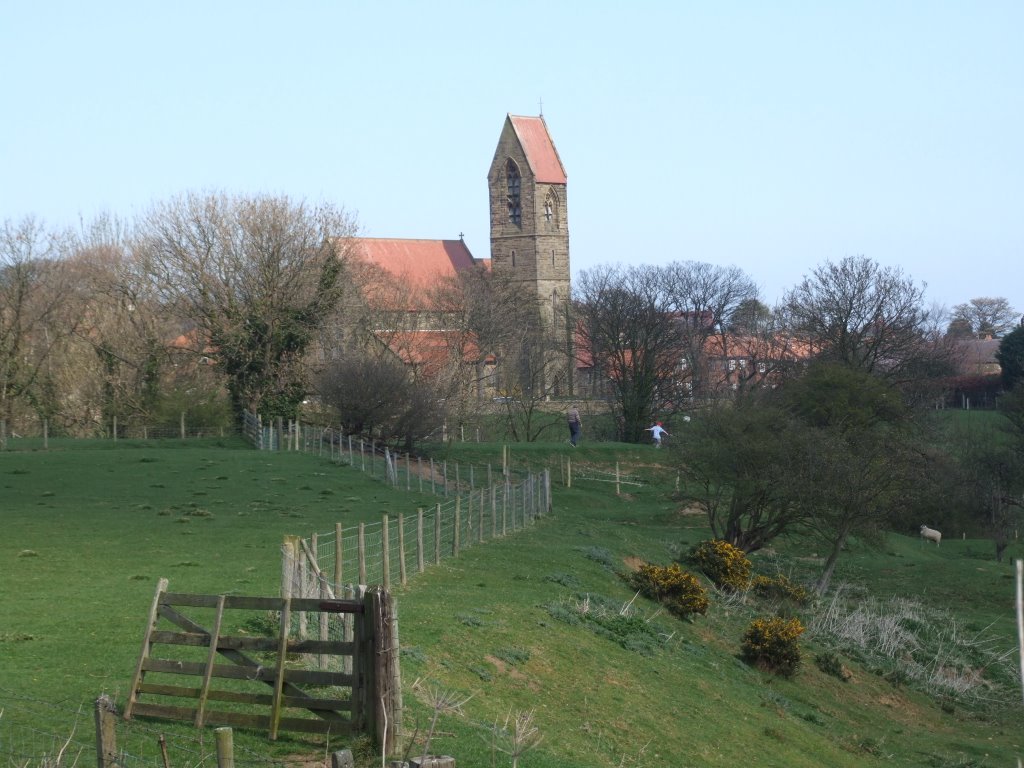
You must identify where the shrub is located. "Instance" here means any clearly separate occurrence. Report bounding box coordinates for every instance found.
[814,651,852,682]
[688,539,752,592]
[631,563,709,619]
[741,616,805,677]
[752,574,811,605]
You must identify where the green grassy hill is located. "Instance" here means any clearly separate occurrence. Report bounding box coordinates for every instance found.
[1,438,1021,767]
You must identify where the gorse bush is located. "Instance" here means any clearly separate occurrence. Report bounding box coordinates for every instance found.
[741,616,805,677]
[752,574,811,605]
[631,563,709,619]
[688,539,752,592]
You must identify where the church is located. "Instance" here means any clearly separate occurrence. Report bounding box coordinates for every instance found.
[347,114,573,397]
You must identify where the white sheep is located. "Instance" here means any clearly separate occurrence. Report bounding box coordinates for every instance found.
[920,525,942,547]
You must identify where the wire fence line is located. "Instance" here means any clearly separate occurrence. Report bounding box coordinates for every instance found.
[284,470,552,610]
[0,687,295,768]
[245,413,542,491]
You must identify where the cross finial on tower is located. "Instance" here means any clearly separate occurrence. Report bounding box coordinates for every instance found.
[539,97,543,117]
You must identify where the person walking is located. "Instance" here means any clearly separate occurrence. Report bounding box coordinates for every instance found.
[645,421,669,448]
[566,405,582,447]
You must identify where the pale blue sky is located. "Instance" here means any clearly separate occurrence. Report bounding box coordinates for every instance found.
[2,2,1021,316]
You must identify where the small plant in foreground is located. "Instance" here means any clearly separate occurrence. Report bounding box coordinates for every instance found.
[688,539,752,592]
[741,616,805,677]
[405,679,472,764]
[486,708,544,768]
[630,562,709,620]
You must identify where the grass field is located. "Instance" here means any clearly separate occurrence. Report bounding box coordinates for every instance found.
[1,436,1022,767]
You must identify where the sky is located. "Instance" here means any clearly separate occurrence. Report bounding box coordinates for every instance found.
[2,2,1022,317]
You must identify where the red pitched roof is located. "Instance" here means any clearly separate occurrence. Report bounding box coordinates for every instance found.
[352,238,479,289]
[509,115,567,184]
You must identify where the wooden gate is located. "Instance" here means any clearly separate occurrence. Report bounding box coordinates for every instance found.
[124,578,399,748]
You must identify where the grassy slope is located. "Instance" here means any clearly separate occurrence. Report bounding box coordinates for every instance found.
[1,438,1021,767]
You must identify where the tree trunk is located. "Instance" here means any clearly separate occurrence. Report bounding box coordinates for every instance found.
[815,531,849,595]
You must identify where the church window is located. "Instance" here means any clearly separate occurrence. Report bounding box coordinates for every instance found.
[511,249,516,267]
[506,159,521,225]
[551,249,555,266]
[544,192,560,228]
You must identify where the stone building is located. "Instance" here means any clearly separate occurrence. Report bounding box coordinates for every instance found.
[350,114,573,396]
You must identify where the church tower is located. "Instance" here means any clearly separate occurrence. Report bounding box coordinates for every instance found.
[488,114,572,392]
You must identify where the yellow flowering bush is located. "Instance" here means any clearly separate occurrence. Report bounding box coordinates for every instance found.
[740,616,805,677]
[631,563,709,620]
[688,539,752,592]
[751,574,811,605]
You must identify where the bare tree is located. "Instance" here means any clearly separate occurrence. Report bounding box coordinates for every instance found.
[662,261,759,398]
[316,351,442,450]
[782,256,955,387]
[431,267,567,441]
[574,264,683,441]
[950,296,1019,338]
[137,192,358,420]
[0,217,79,431]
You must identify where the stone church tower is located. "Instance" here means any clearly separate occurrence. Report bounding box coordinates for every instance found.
[488,114,572,392]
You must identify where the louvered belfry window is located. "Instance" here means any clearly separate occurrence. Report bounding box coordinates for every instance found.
[506,159,521,225]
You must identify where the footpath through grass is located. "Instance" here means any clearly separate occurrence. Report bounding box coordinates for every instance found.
[1,437,1022,767]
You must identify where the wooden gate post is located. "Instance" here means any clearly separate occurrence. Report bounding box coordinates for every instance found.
[94,694,118,768]
[362,589,399,757]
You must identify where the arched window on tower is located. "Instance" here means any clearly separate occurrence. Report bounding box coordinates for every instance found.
[506,159,521,225]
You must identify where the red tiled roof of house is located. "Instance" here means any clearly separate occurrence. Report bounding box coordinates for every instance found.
[509,115,567,185]
[352,238,479,289]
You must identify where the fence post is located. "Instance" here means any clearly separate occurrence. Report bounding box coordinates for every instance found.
[545,469,552,514]
[417,508,425,573]
[277,417,284,450]
[334,522,343,596]
[215,726,235,768]
[398,514,407,586]
[94,694,118,768]
[491,485,497,539]
[616,462,621,495]
[478,489,485,543]
[502,480,509,535]
[453,497,461,557]
[281,536,300,598]
[567,456,572,488]
[434,504,442,565]
[382,515,391,590]
[358,523,367,585]
[180,411,186,440]
[364,589,399,756]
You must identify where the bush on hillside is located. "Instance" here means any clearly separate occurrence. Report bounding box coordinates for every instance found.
[630,562,709,620]
[741,616,805,677]
[751,574,811,605]
[687,539,752,592]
